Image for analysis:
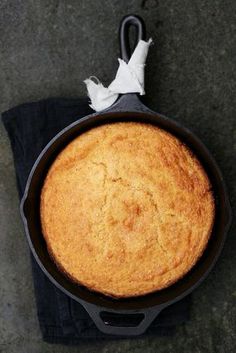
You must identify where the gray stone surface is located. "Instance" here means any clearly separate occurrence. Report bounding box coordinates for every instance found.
[0,0,235,352]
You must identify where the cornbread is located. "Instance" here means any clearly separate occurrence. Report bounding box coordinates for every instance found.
[40,122,215,298]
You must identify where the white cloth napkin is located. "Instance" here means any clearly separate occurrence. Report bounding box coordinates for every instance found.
[84,38,153,111]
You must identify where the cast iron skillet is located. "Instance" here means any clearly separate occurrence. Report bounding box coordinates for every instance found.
[20,15,231,336]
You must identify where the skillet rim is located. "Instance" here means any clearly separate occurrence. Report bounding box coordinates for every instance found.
[20,104,232,311]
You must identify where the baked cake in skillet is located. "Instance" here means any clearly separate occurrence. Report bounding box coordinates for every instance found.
[40,122,215,297]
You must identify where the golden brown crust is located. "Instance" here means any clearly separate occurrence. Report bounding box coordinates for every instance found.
[40,122,215,298]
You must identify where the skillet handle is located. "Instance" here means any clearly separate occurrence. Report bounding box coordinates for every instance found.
[119,14,146,63]
[107,14,151,113]
[83,302,162,336]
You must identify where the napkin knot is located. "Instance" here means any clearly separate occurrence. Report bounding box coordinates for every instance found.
[84,38,153,111]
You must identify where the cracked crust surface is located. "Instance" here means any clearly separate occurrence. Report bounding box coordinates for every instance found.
[40,122,215,297]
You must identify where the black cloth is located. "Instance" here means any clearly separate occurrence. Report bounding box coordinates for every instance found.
[2,97,191,344]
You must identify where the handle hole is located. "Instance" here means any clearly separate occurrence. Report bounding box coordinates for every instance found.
[100,311,144,327]
[127,24,138,59]
[119,15,146,62]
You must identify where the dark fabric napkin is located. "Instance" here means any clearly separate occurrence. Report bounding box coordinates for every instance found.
[2,97,191,344]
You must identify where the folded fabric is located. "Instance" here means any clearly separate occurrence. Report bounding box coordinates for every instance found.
[2,97,190,344]
[84,39,152,111]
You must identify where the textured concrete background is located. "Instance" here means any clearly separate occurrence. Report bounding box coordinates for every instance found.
[0,0,235,352]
